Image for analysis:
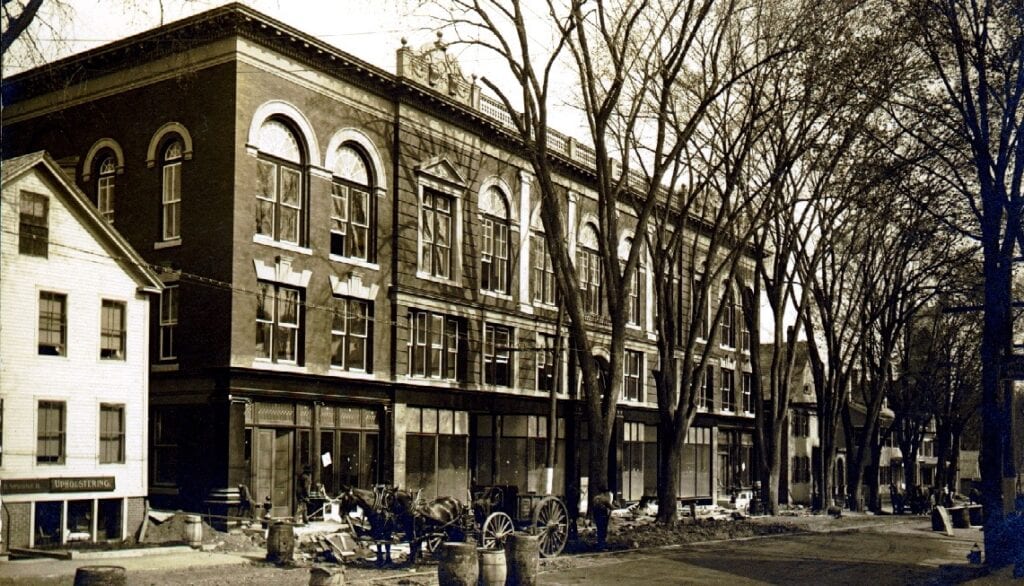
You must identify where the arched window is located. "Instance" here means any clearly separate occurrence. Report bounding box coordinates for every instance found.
[480,186,510,294]
[721,282,736,347]
[97,156,116,223]
[620,237,643,326]
[577,223,602,314]
[255,119,304,246]
[162,140,183,240]
[330,145,372,261]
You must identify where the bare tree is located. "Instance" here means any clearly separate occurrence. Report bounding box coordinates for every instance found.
[884,0,1022,563]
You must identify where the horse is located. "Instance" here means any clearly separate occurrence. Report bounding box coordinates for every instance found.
[336,485,469,565]
[336,485,410,566]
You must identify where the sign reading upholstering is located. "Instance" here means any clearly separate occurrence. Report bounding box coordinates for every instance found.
[1,477,116,495]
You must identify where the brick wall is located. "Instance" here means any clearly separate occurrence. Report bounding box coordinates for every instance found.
[125,497,146,542]
[2,501,32,551]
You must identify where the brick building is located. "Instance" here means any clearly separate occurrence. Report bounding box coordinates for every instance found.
[0,152,162,549]
[1,4,757,519]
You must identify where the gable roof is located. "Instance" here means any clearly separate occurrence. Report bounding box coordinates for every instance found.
[2,151,163,292]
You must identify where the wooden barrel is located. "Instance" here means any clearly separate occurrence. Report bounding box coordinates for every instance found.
[949,506,970,529]
[309,566,345,585]
[437,542,478,586]
[506,533,540,586]
[967,505,983,526]
[478,548,507,586]
[266,521,295,563]
[184,514,203,548]
[74,566,127,586]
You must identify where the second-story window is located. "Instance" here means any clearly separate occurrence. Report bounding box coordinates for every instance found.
[484,323,513,386]
[698,366,714,410]
[624,350,643,401]
[420,189,453,279]
[161,141,182,240]
[331,297,371,372]
[408,310,460,380]
[100,300,126,360]
[531,233,556,305]
[721,368,735,411]
[255,281,302,364]
[693,275,709,340]
[622,238,643,326]
[97,156,116,223]
[255,120,304,246]
[537,333,557,392]
[330,146,372,261]
[742,372,753,413]
[38,291,66,356]
[577,223,602,315]
[480,187,510,294]
[159,286,178,361]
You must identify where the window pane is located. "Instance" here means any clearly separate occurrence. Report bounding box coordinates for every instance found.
[280,168,300,206]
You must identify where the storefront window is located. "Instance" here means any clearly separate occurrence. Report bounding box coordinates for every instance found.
[679,426,712,498]
[405,407,469,498]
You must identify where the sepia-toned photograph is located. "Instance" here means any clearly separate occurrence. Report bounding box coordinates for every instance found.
[1,0,1021,583]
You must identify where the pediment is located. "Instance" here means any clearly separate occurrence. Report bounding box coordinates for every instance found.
[415,156,468,189]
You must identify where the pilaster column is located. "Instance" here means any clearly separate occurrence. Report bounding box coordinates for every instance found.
[518,170,534,311]
[567,191,579,258]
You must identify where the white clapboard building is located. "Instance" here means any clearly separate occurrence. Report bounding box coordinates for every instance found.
[0,151,162,550]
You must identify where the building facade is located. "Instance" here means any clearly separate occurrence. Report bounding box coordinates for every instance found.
[1,5,757,519]
[0,152,162,549]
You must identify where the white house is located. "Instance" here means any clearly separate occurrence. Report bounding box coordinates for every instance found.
[0,151,162,550]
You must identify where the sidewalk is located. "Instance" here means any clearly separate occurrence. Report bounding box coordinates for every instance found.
[0,549,256,585]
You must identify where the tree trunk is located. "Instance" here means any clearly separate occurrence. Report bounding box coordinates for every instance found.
[766,428,783,515]
[656,419,683,524]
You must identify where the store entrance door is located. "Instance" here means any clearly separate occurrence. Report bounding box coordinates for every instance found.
[256,428,294,517]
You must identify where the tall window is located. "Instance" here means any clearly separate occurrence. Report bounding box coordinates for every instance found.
[37,401,65,464]
[330,146,371,260]
[99,404,125,464]
[255,282,302,364]
[331,297,371,372]
[162,141,182,240]
[480,187,510,294]
[420,189,453,279]
[100,300,126,360]
[38,291,66,356]
[622,238,643,326]
[19,191,48,257]
[792,410,810,438]
[740,298,751,352]
[97,156,116,223]
[159,286,178,361]
[693,276,709,339]
[537,333,557,392]
[408,310,460,380]
[577,224,602,315]
[721,284,736,347]
[484,323,513,386]
[721,368,735,411]
[698,366,714,410]
[624,350,643,401]
[255,120,304,245]
[742,372,753,413]
[531,233,556,305]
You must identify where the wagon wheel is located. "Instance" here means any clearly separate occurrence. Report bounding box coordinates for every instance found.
[425,532,446,557]
[481,512,514,550]
[531,496,568,557]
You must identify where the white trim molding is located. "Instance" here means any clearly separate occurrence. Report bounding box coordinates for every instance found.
[245,100,320,164]
[82,138,126,181]
[145,122,194,168]
[253,256,312,288]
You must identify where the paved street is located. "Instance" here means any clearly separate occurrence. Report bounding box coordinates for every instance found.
[538,522,984,585]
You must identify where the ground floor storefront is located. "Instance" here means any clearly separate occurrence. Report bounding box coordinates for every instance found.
[147,371,757,519]
[0,492,145,550]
